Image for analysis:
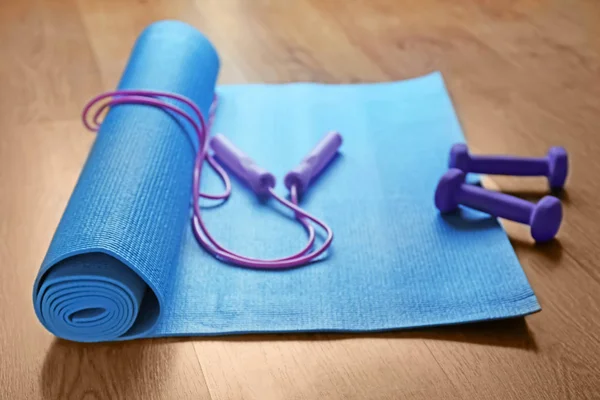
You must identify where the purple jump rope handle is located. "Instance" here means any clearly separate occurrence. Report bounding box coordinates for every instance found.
[435,168,562,242]
[210,134,275,195]
[284,131,343,194]
[450,144,569,190]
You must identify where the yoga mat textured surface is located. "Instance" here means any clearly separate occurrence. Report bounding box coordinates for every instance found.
[33,20,540,342]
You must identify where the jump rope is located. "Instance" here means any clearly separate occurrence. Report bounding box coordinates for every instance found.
[82,90,341,269]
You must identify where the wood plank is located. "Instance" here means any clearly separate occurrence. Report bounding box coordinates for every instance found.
[0,0,102,126]
[193,334,460,400]
[1,0,600,399]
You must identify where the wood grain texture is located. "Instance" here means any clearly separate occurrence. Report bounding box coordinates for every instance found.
[1,0,599,399]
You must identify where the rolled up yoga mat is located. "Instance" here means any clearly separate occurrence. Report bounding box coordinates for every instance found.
[33,20,540,342]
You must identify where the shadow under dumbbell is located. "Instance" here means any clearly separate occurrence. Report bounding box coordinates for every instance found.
[493,189,570,204]
[510,236,564,267]
[438,208,498,231]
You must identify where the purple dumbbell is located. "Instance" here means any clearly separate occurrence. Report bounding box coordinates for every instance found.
[284,131,343,195]
[435,168,562,242]
[210,134,275,195]
[449,144,568,190]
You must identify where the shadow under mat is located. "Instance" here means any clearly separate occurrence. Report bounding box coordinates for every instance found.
[41,338,176,399]
[186,317,538,351]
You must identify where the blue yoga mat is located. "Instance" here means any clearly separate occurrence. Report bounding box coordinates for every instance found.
[33,20,539,342]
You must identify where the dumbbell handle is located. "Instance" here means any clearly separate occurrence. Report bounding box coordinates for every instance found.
[467,155,549,176]
[457,184,533,224]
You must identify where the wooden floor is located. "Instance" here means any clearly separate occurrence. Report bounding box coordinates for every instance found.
[1,0,600,399]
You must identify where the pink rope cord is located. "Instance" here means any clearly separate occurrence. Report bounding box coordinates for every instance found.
[82,90,333,269]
